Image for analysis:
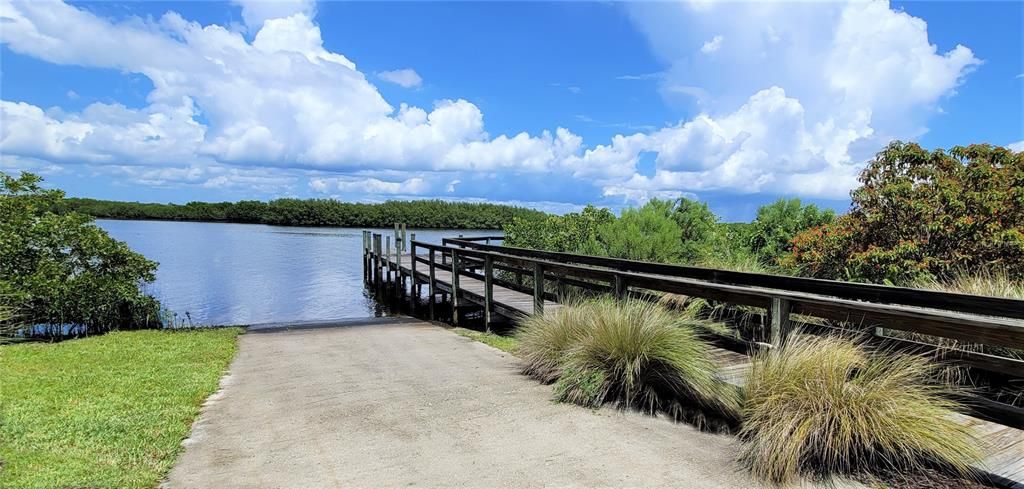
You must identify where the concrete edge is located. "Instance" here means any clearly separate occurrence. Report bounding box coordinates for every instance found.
[245,316,424,333]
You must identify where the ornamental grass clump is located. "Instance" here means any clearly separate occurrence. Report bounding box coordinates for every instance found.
[549,298,740,426]
[516,300,592,383]
[739,334,981,485]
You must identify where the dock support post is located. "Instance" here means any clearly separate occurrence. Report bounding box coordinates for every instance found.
[614,274,627,300]
[362,231,369,285]
[484,255,493,332]
[451,249,461,326]
[428,249,436,321]
[380,235,387,292]
[769,297,793,346]
[533,263,545,316]
[374,234,382,295]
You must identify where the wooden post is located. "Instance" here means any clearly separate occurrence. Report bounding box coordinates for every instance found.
[484,254,494,332]
[515,270,523,288]
[409,239,417,310]
[428,248,436,321]
[769,297,793,346]
[614,274,627,300]
[533,262,545,316]
[374,234,382,294]
[451,249,461,326]
[364,231,372,284]
[380,234,387,288]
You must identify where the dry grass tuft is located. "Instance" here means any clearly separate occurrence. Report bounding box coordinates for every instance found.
[913,269,1023,299]
[516,299,592,383]
[518,297,740,427]
[739,334,981,485]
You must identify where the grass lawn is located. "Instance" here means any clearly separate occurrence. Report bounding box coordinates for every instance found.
[0,328,241,489]
[452,327,519,353]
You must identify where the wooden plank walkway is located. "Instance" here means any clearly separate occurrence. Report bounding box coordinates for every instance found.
[378,252,1024,486]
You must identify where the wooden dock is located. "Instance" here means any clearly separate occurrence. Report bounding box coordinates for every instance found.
[362,229,1024,486]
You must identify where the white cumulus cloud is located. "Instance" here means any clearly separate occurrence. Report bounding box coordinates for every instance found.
[377,68,423,88]
[700,35,723,53]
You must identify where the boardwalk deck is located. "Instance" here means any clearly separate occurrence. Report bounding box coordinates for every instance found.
[375,251,1024,487]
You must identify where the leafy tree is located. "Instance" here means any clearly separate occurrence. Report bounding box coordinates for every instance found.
[504,206,614,254]
[597,199,683,262]
[65,197,547,229]
[785,142,1024,283]
[1,172,161,338]
[749,198,835,266]
[672,197,719,262]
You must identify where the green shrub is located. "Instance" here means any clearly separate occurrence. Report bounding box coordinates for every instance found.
[597,199,683,263]
[739,334,980,484]
[673,197,719,262]
[1,172,161,338]
[503,205,613,254]
[748,198,834,267]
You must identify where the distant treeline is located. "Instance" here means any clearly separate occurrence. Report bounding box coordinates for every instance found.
[62,198,547,229]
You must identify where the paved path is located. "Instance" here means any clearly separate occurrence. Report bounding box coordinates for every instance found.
[165,318,821,488]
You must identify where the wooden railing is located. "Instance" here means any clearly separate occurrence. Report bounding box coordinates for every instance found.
[364,230,1024,428]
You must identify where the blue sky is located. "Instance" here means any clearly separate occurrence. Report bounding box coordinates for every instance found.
[1,0,1021,221]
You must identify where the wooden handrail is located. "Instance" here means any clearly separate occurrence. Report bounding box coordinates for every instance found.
[374,231,1024,429]
[444,238,1024,321]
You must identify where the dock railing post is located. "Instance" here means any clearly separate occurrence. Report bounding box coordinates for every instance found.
[428,248,436,321]
[400,224,408,296]
[533,262,545,316]
[385,236,392,294]
[614,274,627,301]
[451,249,461,326]
[409,236,417,310]
[769,297,793,346]
[484,254,493,332]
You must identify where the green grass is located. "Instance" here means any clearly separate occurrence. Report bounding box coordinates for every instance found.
[739,334,980,485]
[452,327,519,353]
[0,328,241,489]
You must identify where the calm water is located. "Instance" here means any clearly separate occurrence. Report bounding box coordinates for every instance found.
[98,220,498,326]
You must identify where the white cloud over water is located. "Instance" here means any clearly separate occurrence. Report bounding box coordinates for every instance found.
[0,0,981,208]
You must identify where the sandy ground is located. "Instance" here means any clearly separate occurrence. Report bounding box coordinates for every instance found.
[164,318,836,488]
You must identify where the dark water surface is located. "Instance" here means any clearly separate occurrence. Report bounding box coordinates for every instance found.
[98,220,498,326]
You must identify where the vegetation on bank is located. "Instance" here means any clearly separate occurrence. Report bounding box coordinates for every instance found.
[504,142,1023,288]
[0,328,241,489]
[786,142,1023,284]
[63,197,546,229]
[1,173,162,339]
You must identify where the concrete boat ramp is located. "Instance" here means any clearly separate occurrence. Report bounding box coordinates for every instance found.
[164,318,854,488]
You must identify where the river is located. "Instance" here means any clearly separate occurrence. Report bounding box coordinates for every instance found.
[97,220,498,326]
